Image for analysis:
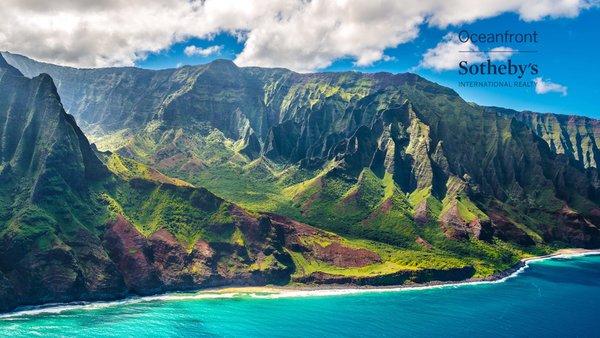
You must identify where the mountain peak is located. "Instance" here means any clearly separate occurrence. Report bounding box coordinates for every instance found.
[0,61,107,188]
[0,53,23,76]
[206,58,238,70]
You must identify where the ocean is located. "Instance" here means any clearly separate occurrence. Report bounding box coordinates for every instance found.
[1,254,599,337]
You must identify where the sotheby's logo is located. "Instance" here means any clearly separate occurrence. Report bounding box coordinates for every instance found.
[455,30,540,87]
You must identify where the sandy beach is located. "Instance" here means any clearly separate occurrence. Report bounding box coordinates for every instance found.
[521,248,599,262]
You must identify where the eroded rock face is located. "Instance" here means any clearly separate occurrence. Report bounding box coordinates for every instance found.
[312,242,382,268]
[100,209,394,300]
[439,203,492,241]
[0,226,128,313]
[104,216,165,294]
[440,204,471,240]
[414,201,429,225]
[488,211,535,246]
[102,213,291,295]
[149,230,213,287]
[486,107,600,169]
[542,206,600,248]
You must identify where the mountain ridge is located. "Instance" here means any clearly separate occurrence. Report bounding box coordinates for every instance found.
[1,52,600,312]
[484,106,599,169]
[3,53,507,312]
[3,51,596,247]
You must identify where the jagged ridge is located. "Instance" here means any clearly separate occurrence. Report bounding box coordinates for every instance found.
[1,55,486,312]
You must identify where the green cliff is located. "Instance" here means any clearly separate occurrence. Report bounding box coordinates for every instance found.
[1,52,598,311]
[1,54,498,312]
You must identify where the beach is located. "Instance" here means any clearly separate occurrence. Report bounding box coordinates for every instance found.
[2,247,599,319]
[4,251,600,337]
[205,248,600,296]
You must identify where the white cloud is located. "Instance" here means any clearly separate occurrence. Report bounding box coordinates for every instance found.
[488,47,515,61]
[184,45,223,57]
[419,33,485,71]
[0,0,595,71]
[424,0,597,27]
[382,55,397,62]
[534,77,568,95]
[419,35,517,71]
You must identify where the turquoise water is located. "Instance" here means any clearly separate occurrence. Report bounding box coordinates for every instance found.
[2,254,600,337]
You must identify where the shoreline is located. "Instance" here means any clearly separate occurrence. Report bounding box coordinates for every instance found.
[208,248,600,295]
[2,248,600,318]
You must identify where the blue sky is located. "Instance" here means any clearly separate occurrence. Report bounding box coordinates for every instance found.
[137,9,599,118]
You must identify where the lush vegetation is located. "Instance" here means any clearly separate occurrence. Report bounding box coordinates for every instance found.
[1,52,597,311]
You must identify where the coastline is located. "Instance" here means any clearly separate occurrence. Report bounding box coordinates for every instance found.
[208,248,600,296]
[2,248,599,318]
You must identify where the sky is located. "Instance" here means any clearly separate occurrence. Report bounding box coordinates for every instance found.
[1,0,598,117]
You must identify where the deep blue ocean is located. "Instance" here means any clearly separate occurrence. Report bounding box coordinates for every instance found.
[1,254,599,337]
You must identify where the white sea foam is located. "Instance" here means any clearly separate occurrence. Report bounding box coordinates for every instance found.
[0,293,241,319]
[2,251,599,319]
